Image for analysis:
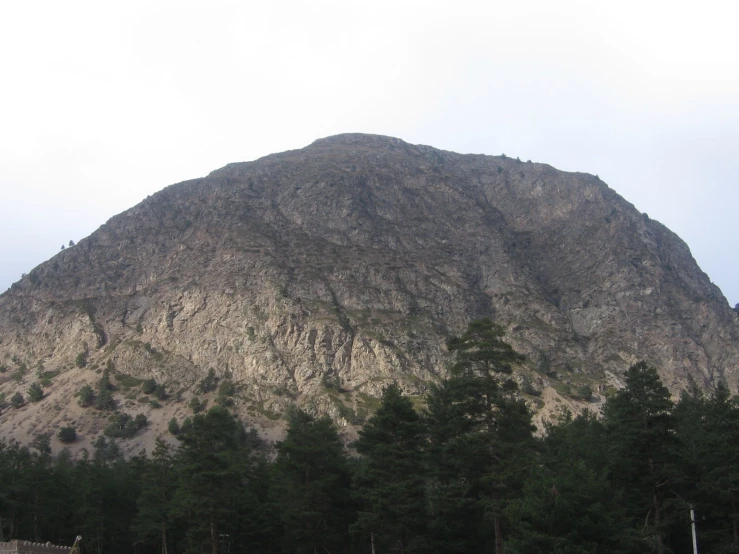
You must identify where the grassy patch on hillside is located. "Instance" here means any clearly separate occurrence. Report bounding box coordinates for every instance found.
[356,391,381,411]
[115,374,143,388]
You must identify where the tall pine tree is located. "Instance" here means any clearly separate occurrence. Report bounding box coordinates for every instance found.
[272,407,354,554]
[173,406,244,554]
[353,383,428,554]
[425,319,535,554]
[603,362,678,554]
[674,381,739,552]
[135,439,176,554]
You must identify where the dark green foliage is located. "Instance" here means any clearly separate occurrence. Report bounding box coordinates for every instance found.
[214,396,233,408]
[104,412,146,439]
[537,353,551,374]
[672,382,739,552]
[602,361,677,553]
[218,379,236,398]
[92,435,123,463]
[78,384,94,407]
[189,397,205,413]
[446,318,525,380]
[153,384,167,400]
[426,319,536,554]
[216,380,235,406]
[272,407,354,554]
[0,392,6,413]
[173,406,264,554]
[506,411,638,553]
[75,351,88,368]
[11,363,27,382]
[142,378,157,394]
[180,416,193,434]
[11,391,24,408]
[168,417,180,435]
[93,323,107,348]
[197,368,218,393]
[133,439,176,554]
[353,383,429,553]
[74,446,134,552]
[95,370,116,411]
[38,370,59,387]
[507,461,632,554]
[58,426,77,443]
[27,382,44,402]
[31,433,52,455]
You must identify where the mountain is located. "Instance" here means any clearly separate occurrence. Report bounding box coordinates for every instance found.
[1,133,737,452]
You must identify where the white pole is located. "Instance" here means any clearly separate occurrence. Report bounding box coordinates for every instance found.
[690,505,698,554]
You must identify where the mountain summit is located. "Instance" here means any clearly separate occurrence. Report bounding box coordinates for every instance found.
[1,134,737,448]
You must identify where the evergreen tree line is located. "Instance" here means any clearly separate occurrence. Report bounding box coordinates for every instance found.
[1,319,739,554]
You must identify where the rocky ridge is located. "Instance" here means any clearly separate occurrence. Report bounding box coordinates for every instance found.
[1,133,737,452]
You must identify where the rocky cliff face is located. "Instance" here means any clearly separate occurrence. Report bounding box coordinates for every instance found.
[1,134,737,451]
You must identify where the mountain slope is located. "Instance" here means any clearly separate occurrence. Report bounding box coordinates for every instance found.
[1,133,737,450]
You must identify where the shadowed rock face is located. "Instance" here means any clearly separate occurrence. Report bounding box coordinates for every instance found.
[1,133,738,440]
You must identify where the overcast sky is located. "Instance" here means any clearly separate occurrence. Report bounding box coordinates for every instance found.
[1,0,737,305]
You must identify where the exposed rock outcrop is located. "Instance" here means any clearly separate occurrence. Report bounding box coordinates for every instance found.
[1,133,737,450]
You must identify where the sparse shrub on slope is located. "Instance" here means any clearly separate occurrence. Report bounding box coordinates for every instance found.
[27,382,44,402]
[58,426,77,443]
[11,391,24,408]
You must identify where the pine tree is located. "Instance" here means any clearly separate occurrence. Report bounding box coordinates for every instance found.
[95,370,115,411]
[27,438,57,541]
[272,407,354,554]
[135,439,176,554]
[168,418,180,436]
[674,381,739,552]
[506,411,638,553]
[173,406,244,554]
[57,426,77,443]
[353,383,428,553]
[603,361,677,554]
[0,441,34,540]
[78,384,94,407]
[27,382,44,402]
[446,318,525,381]
[11,392,24,408]
[425,319,535,554]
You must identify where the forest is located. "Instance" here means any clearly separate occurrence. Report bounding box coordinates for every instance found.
[1,319,738,554]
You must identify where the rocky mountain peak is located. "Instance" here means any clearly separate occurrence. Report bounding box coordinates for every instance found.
[309,132,409,147]
[1,134,737,452]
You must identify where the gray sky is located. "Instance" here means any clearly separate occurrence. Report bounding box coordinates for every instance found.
[1,0,737,305]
